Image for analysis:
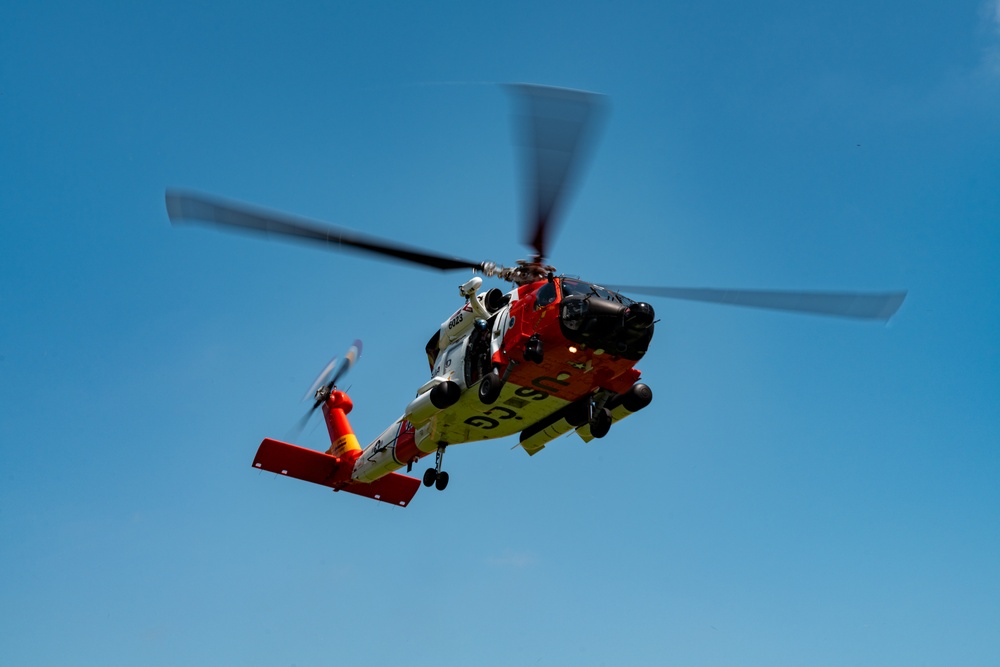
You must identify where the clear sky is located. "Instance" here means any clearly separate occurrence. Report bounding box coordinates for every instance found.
[2,1,999,665]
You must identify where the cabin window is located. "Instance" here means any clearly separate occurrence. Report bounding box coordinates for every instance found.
[425,330,440,372]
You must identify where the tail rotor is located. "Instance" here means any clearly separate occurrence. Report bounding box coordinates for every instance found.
[294,339,363,434]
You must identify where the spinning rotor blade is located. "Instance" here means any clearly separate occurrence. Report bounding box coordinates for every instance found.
[295,340,364,434]
[612,286,907,322]
[327,339,362,389]
[303,356,338,402]
[509,84,607,261]
[166,190,483,272]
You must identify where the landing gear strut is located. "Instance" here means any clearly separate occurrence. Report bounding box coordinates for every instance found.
[422,443,450,491]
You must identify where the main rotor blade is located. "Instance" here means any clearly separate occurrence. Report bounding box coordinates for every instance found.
[165,190,483,272]
[612,286,907,321]
[509,84,607,261]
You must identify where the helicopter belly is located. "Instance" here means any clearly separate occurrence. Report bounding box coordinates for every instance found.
[351,380,572,482]
[420,381,573,446]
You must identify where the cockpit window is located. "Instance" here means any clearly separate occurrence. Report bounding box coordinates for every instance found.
[559,278,589,298]
[559,278,632,304]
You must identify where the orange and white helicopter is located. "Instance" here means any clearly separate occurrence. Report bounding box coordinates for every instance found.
[166,84,905,507]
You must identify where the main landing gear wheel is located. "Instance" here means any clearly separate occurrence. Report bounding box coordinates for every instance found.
[435,471,449,491]
[478,369,502,404]
[590,407,612,439]
[423,443,450,491]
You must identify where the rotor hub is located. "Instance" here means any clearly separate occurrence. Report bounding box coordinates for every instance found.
[479,259,556,286]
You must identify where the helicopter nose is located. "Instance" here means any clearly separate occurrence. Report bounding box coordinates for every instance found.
[624,302,655,330]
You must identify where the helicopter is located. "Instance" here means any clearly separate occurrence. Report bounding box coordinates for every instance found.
[166,84,906,507]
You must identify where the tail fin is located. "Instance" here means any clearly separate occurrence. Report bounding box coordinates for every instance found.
[322,390,363,458]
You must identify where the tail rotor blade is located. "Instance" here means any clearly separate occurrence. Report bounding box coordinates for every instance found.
[328,339,362,388]
[291,407,319,439]
[303,356,338,402]
[294,340,364,434]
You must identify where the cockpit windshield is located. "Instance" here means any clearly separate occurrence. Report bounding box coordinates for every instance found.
[559,278,632,304]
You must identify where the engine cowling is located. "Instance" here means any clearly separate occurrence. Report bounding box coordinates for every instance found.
[404,379,462,425]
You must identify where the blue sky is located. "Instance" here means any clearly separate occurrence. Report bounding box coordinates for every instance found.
[2,1,999,665]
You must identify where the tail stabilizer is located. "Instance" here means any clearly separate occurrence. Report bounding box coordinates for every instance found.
[253,438,420,507]
[337,471,421,507]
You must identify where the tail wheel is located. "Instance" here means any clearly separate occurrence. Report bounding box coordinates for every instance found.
[590,407,612,439]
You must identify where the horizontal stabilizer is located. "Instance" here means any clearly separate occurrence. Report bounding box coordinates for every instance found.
[337,473,421,507]
[253,438,420,507]
[254,438,339,485]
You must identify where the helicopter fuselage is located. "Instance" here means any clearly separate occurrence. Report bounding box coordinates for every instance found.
[349,276,656,483]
